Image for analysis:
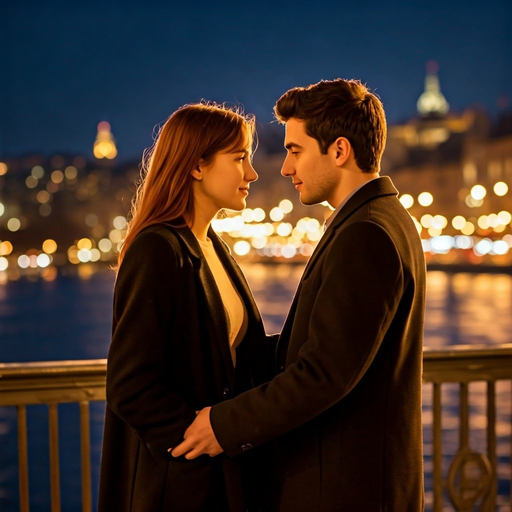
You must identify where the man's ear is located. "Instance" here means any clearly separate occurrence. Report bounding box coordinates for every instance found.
[333,137,351,166]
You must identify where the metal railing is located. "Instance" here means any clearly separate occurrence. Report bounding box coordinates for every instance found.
[0,360,107,512]
[1,346,511,511]
[423,344,512,511]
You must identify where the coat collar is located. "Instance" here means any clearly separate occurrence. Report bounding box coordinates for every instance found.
[277,176,398,358]
[162,221,262,384]
[302,176,398,281]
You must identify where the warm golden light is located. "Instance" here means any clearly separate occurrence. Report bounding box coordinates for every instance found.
[241,209,254,222]
[7,218,21,232]
[94,121,118,159]
[113,216,127,230]
[431,215,447,229]
[279,199,293,214]
[67,246,79,264]
[37,253,51,268]
[0,241,13,255]
[233,241,251,256]
[418,192,433,207]
[452,215,466,230]
[470,185,487,201]
[98,238,113,253]
[0,162,7,176]
[42,239,58,254]
[477,215,489,230]
[399,194,414,209]
[276,223,292,237]
[428,227,442,237]
[36,190,51,204]
[65,166,78,180]
[25,176,38,189]
[77,238,93,250]
[31,166,44,179]
[420,214,433,228]
[51,170,64,183]
[252,208,265,222]
[18,255,30,269]
[465,194,483,208]
[498,211,512,225]
[493,181,508,196]
[269,207,284,222]
[461,221,475,235]
[109,229,123,244]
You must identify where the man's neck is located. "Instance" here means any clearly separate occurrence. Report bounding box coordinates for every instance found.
[328,170,380,210]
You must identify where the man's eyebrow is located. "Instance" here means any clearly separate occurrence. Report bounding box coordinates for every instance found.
[285,142,303,150]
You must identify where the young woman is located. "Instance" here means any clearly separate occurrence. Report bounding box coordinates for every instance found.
[98,103,273,512]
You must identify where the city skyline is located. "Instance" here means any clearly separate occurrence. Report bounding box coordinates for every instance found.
[2,1,511,161]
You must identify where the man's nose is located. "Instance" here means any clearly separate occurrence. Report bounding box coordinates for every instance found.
[281,155,294,177]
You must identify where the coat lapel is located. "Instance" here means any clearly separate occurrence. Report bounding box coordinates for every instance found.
[276,176,399,362]
[166,224,235,386]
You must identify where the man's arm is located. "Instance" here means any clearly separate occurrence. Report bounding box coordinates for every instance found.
[173,221,403,458]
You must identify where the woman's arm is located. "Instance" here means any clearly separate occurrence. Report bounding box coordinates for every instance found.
[107,230,196,458]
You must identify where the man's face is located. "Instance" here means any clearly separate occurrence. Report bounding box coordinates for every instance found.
[281,118,339,206]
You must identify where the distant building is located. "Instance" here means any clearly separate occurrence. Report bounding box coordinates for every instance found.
[383,62,512,240]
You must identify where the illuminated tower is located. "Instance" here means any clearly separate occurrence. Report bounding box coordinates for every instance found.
[93,121,118,159]
[417,61,449,117]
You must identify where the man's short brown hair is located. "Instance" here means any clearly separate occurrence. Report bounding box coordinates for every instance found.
[274,79,387,173]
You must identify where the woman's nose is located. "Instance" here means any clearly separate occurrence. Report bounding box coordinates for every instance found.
[246,162,258,182]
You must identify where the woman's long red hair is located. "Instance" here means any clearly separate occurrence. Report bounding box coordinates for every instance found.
[116,102,255,270]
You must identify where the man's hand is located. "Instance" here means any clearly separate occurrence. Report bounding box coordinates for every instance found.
[170,407,224,459]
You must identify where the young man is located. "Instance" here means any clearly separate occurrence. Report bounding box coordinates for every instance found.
[172,79,427,511]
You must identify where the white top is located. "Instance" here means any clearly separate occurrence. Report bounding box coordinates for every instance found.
[197,237,247,367]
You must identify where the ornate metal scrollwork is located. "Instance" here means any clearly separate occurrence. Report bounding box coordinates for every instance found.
[447,448,493,511]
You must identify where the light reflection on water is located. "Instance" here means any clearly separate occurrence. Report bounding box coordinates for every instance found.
[0,265,510,510]
[425,271,512,347]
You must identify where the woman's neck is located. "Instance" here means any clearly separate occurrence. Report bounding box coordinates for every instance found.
[188,203,217,243]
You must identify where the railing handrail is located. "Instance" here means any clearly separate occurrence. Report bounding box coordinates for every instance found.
[422,343,512,383]
[423,343,512,359]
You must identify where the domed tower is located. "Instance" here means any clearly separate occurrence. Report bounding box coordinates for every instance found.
[93,121,118,159]
[417,60,450,118]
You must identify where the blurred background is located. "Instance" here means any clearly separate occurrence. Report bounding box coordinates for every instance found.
[1,1,512,510]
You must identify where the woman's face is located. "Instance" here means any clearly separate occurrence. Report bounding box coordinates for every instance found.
[194,146,258,213]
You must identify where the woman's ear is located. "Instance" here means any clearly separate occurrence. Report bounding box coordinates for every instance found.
[191,158,207,180]
[191,165,202,181]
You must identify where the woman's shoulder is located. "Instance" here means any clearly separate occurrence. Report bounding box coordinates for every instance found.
[125,223,185,261]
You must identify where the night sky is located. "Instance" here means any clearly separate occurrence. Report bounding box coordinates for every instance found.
[2,1,511,161]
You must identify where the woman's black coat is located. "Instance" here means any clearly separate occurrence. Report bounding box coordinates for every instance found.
[98,223,273,512]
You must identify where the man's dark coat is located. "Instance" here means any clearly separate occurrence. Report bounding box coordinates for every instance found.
[211,177,427,511]
[98,224,272,512]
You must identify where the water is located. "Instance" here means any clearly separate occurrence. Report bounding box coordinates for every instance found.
[0,265,511,510]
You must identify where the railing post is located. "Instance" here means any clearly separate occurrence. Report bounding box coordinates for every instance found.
[17,405,30,512]
[481,381,497,511]
[433,382,443,512]
[48,403,61,512]
[79,401,92,512]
